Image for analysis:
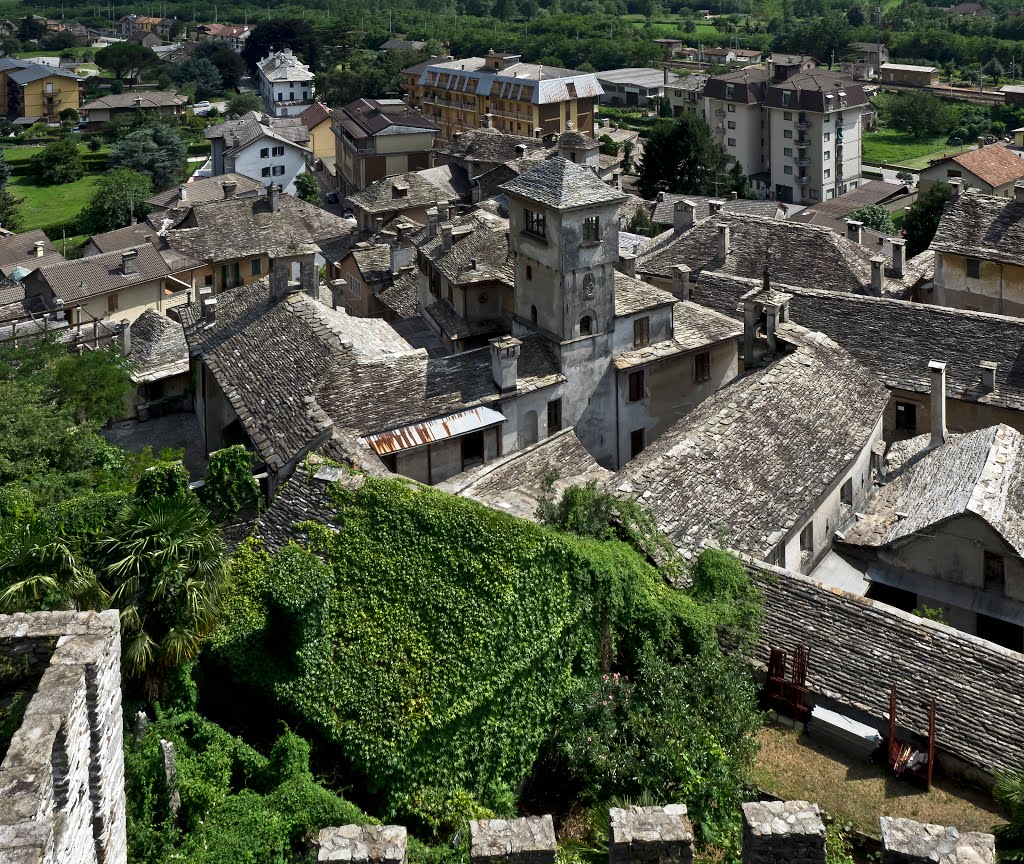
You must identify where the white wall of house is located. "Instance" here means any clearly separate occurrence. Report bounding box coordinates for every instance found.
[225,139,308,195]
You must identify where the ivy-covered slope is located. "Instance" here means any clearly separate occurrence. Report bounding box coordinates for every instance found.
[209,473,742,821]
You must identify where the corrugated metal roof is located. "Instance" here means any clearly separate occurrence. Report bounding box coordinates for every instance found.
[363,406,506,455]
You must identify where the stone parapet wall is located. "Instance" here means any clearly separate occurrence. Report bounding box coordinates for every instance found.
[317,824,408,863]
[880,816,995,864]
[742,800,826,864]
[609,804,694,864]
[469,816,557,864]
[0,611,126,864]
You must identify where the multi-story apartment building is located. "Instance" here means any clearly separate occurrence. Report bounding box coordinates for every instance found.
[257,49,315,118]
[705,57,866,204]
[0,58,82,123]
[403,50,603,142]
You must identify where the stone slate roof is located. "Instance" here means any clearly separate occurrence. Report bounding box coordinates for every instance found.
[438,428,612,519]
[37,243,169,302]
[843,425,1024,555]
[0,230,63,275]
[87,223,157,254]
[376,271,420,320]
[611,326,889,560]
[127,309,189,383]
[637,212,911,297]
[651,193,785,225]
[164,194,354,263]
[424,298,505,341]
[931,188,1024,268]
[556,130,598,150]
[146,173,263,209]
[350,244,393,283]
[613,272,676,317]
[434,128,547,166]
[933,145,1024,189]
[205,111,310,154]
[500,157,626,211]
[692,273,1024,412]
[613,300,741,370]
[348,168,463,216]
[434,219,513,288]
[81,90,187,110]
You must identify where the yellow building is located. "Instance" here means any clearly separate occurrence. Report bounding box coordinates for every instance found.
[298,101,335,161]
[0,59,81,122]
[403,50,604,143]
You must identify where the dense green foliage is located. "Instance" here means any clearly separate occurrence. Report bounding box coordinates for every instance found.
[847,204,896,235]
[903,182,952,257]
[994,770,1024,860]
[209,473,762,841]
[294,173,321,204]
[79,169,154,236]
[108,125,188,192]
[95,42,158,82]
[199,445,262,520]
[30,135,84,186]
[637,115,742,200]
[883,91,955,139]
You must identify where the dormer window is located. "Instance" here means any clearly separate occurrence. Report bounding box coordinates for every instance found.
[525,208,546,239]
[782,91,791,107]
[725,84,734,99]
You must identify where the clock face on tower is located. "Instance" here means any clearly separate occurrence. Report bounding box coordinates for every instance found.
[583,273,596,300]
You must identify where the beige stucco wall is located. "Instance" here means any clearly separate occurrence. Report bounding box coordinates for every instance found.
[931,251,1024,316]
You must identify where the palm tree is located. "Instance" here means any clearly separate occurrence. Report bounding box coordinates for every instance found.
[101,494,227,699]
[0,522,106,612]
[995,770,1024,860]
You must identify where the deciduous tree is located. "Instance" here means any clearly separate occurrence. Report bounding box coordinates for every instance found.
[902,181,952,256]
[80,169,153,235]
[108,124,187,191]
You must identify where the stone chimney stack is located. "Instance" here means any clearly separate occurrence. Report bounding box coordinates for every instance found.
[178,184,187,201]
[674,199,695,233]
[426,207,439,239]
[870,255,885,292]
[929,359,947,450]
[890,237,906,278]
[1016,182,1024,204]
[390,242,401,276]
[610,805,693,864]
[515,143,527,156]
[663,65,670,86]
[118,319,131,355]
[222,179,237,199]
[673,264,692,300]
[488,335,522,394]
[741,801,826,864]
[949,178,962,201]
[268,182,280,213]
[619,253,637,277]
[122,248,138,275]
[846,219,863,245]
[442,224,453,252]
[716,223,730,262]
[981,360,998,393]
[203,297,217,324]
[34,240,44,257]
[708,200,724,215]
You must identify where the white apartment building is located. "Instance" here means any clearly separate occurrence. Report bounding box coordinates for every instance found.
[704,59,866,204]
[257,49,316,117]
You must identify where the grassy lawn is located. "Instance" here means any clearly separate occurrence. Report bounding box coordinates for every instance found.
[862,129,955,167]
[9,173,100,231]
[751,726,1005,838]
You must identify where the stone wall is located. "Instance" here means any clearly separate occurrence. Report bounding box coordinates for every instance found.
[880,816,995,864]
[317,824,407,864]
[0,611,127,864]
[609,804,694,864]
[469,816,557,864]
[741,801,826,864]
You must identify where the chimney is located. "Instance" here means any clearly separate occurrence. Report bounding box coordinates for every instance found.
[673,264,692,300]
[929,360,947,449]
[178,184,187,201]
[122,248,138,275]
[442,224,452,252]
[977,136,986,148]
[469,257,477,270]
[870,255,885,292]
[708,200,724,215]
[1016,182,1024,204]
[118,319,131,355]
[891,237,906,277]
[426,207,439,239]
[602,117,610,128]
[268,182,280,212]
[390,243,400,276]
[674,199,695,233]
[663,65,670,86]
[619,252,637,277]
[133,95,142,106]
[514,143,527,156]
[34,240,44,257]
[845,219,863,245]
[222,179,237,199]
[981,360,998,393]
[716,223,730,262]
[489,335,522,393]
[203,297,217,324]
[949,178,962,200]
[730,190,738,200]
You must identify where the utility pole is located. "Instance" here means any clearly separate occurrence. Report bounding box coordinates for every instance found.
[876,3,882,80]
[980,60,983,93]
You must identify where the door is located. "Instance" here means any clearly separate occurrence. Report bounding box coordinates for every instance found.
[461,431,484,471]
[547,399,562,435]
[895,401,917,434]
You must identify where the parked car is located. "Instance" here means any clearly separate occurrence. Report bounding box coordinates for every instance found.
[191,101,211,115]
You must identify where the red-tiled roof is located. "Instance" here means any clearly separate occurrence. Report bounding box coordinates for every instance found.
[948,145,1024,189]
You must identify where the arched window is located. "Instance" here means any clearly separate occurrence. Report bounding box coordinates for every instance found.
[579,315,593,336]
[531,305,538,325]
[526,265,533,280]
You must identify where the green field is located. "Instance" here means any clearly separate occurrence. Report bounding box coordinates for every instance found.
[3,143,107,232]
[620,13,724,39]
[862,129,955,167]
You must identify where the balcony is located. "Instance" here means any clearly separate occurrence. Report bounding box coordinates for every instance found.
[795,137,810,148]
[796,175,811,185]
[489,106,532,121]
[714,124,725,134]
[794,156,810,166]
[714,108,726,117]
[795,119,809,130]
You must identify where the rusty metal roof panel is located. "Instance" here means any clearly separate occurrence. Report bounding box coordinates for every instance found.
[363,406,506,455]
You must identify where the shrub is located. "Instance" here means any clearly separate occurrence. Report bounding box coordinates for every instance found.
[29,136,84,185]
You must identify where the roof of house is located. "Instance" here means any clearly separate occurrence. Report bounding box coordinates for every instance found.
[433,217,513,288]
[880,62,939,73]
[413,56,603,104]
[164,192,354,263]
[204,111,311,153]
[146,173,264,209]
[651,193,785,225]
[931,187,1024,267]
[929,145,1024,189]
[613,299,742,371]
[637,211,911,296]
[197,23,249,37]
[7,62,81,84]
[81,90,187,111]
[613,272,676,317]
[297,101,332,130]
[424,297,505,341]
[348,167,465,216]
[595,67,682,88]
[380,38,427,51]
[127,309,189,383]
[691,273,1024,412]
[435,128,548,166]
[610,325,889,559]
[763,69,869,111]
[438,427,612,519]
[257,48,314,82]
[34,243,170,303]
[376,270,419,320]
[336,97,439,138]
[349,243,394,284]
[0,230,64,275]
[86,223,157,254]
[842,425,1024,556]
[500,156,626,210]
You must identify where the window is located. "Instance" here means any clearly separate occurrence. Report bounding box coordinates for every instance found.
[530,304,538,324]
[579,315,593,336]
[725,84,734,98]
[547,398,562,433]
[106,292,119,313]
[46,82,52,94]
[782,91,791,107]
[525,208,546,238]
[824,168,831,178]
[783,110,792,120]
[823,131,831,141]
[800,523,814,553]
[261,167,271,177]
[272,145,285,157]
[302,91,308,100]
[694,350,711,383]
[895,400,917,432]
[526,265,532,280]
[583,216,600,242]
[783,129,793,139]
[628,370,645,402]
[633,316,649,347]
[250,258,262,275]
[784,146,793,157]
[966,258,981,278]
[630,427,645,459]
[727,120,736,130]
[272,165,285,176]
[784,165,793,175]
[826,189,834,199]
[727,137,736,147]
[260,147,269,158]
[727,103,736,112]
[840,478,853,505]
[824,150,831,160]
[289,91,295,100]
[277,92,283,100]
[823,113,831,122]
[984,551,1006,593]
[810,189,819,199]
[947,169,962,178]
